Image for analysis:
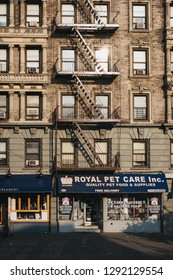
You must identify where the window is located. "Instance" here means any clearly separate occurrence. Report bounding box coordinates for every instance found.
[25,140,40,167]
[26,4,40,27]
[62,49,75,72]
[0,48,8,73]
[61,141,75,166]
[107,194,161,221]
[95,48,109,71]
[26,48,40,74]
[0,3,8,26]
[133,141,148,167]
[171,50,173,73]
[96,95,109,118]
[26,94,41,120]
[133,95,148,120]
[0,140,8,166]
[171,142,173,167]
[10,194,49,221]
[95,4,108,24]
[62,95,75,119]
[61,4,75,24]
[95,141,108,165]
[171,5,173,27]
[133,50,148,75]
[171,96,173,119]
[0,94,8,119]
[132,4,147,29]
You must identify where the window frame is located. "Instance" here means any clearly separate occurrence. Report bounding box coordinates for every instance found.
[94,3,109,24]
[61,141,76,166]
[170,141,173,168]
[0,47,8,73]
[133,49,148,75]
[95,94,110,119]
[107,194,161,221]
[132,140,149,167]
[95,47,109,72]
[94,140,109,165]
[61,3,76,24]
[26,3,41,27]
[171,96,173,120]
[25,93,42,120]
[25,140,41,168]
[133,94,149,121]
[171,49,173,73]
[0,2,9,27]
[61,94,76,119]
[10,194,50,222]
[132,3,147,29]
[61,49,76,72]
[0,139,8,167]
[26,47,41,74]
[0,93,8,120]
[170,5,173,28]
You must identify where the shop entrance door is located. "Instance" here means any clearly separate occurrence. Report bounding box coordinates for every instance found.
[84,198,100,225]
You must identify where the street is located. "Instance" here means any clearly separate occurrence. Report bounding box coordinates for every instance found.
[0,232,173,260]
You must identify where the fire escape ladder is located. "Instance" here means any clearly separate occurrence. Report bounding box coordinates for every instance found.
[72,27,104,72]
[72,122,104,166]
[83,0,105,26]
[69,83,94,118]
[72,74,104,119]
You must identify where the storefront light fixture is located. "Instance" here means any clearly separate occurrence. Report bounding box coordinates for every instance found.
[6,168,12,178]
[37,168,43,178]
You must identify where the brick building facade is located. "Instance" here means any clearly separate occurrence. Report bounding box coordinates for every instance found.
[0,0,173,233]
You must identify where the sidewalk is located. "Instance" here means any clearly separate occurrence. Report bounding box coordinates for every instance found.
[0,232,173,260]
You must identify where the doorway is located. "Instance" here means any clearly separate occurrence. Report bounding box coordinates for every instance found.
[84,196,101,226]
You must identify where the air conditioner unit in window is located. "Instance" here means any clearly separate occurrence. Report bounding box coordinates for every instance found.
[28,21,38,27]
[136,69,145,75]
[27,67,37,74]
[0,112,6,119]
[28,160,37,167]
[28,110,37,116]
[136,22,145,29]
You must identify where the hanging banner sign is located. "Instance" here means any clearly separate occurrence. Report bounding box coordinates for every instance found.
[57,173,168,193]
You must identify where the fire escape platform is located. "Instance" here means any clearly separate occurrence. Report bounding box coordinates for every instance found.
[56,71,120,78]
[56,118,120,124]
[55,23,119,32]
[56,166,119,172]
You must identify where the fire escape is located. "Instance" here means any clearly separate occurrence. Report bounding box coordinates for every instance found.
[54,0,120,171]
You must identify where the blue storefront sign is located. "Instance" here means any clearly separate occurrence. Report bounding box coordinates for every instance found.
[58,173,168,193]
[0,175,52,193]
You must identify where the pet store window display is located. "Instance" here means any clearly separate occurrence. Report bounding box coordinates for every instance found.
[107,194,161,221]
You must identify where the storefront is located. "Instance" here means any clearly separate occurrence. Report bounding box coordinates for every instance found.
[0,174,52,233]
[57,173,168,233]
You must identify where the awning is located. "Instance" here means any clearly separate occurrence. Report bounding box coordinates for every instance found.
[0,174,52,193]
[58,173,168,193]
